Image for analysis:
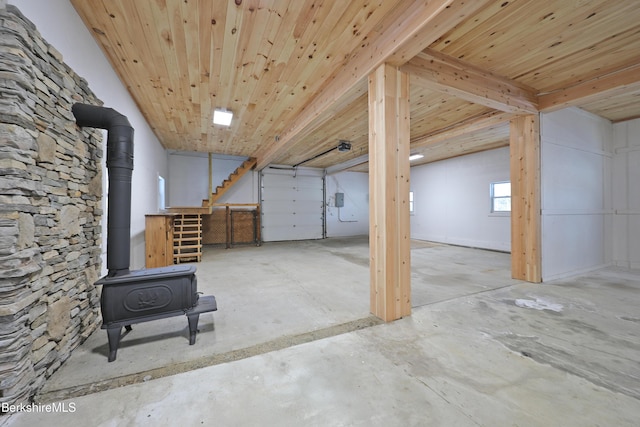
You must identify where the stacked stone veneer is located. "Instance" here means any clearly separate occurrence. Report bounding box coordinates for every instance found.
[1,5,104,406]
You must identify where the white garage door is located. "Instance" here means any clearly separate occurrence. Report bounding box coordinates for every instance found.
[261,169,324,241]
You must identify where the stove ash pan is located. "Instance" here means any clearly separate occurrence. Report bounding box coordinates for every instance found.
[96,265,217,362]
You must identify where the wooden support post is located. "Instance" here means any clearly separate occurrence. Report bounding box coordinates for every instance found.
[510,114,542,282]
[225,205,231,249]
[255,204,261,245]
[368,63,411,321]
[208,153,213,205]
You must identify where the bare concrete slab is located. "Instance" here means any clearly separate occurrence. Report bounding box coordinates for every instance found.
[5,238,638,426]
[35,238,517,401]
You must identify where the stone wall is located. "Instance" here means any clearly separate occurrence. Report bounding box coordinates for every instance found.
[0,5,103,406]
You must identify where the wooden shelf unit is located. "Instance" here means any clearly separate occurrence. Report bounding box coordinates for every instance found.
[172,213,202,263]
[145,214,175,268]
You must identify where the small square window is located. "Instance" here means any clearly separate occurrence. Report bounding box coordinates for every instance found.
[490,181,511,213]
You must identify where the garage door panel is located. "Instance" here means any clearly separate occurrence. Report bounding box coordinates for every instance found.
[262,200,322,215]
[295,192,323,202]
[292,219,323,227]
[261,216,298,227]
[296,178,323,189]
[265,226,322,240]
[261,171,324,242]
[260,205,294,215]
[262,192,322,203]
[292,200,323,211]
[263,174,296,187]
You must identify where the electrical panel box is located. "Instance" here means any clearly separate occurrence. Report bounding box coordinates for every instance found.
[335,192,344,208]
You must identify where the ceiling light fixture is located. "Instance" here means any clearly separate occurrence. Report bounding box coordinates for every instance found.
[409,154,424,161]
[213,109,233,126]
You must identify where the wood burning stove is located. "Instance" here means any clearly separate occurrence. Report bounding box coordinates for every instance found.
[96,265,216,362]
[72,103,217,362]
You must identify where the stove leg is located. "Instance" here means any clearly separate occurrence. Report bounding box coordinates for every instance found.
[187,313,200,345]
[106,327,122,362]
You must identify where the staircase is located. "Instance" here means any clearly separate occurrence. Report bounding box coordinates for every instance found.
[204,157,256,205]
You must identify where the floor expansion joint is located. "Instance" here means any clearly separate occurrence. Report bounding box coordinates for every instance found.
[35,315,384,404]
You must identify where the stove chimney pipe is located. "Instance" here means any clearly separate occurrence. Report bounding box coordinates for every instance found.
[72,103,134,277]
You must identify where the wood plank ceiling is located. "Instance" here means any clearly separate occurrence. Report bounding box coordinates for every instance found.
[70,0,640,170]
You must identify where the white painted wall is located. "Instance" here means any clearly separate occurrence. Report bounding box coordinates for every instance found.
[10,0,168,271]
[167,152,209,207]
[325,171,369,237]
[540,108,613,280]
[612,118,640,269]
[410,147,511,251]
[167,152,258,206]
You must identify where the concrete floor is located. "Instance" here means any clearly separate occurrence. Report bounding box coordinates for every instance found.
[4,237,640,426]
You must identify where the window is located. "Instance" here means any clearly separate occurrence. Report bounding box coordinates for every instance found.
[157,175,166,211]
[490,181,511,213]
[409,191,414,214]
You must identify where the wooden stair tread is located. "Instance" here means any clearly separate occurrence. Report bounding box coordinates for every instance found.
[209,157,257,203]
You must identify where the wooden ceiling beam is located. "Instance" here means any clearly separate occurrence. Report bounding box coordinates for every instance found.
[538,63,640,112]
[254,0,492,170]
[326,110,512,172]
[411,110,513,148]
[325,154,369,175]
[417,139,510,166]
[403,49,539,114]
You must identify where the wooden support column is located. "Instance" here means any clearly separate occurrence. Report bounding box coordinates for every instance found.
[368,63,411,321]
[225,205,231,249]
[510,114,542,282]
[208,153,213,205]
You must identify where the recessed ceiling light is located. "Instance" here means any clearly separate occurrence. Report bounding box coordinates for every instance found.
[409,154,424,161]
[213,109,233,126]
